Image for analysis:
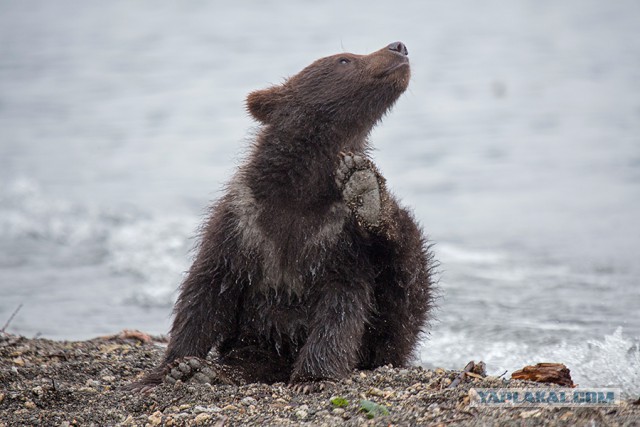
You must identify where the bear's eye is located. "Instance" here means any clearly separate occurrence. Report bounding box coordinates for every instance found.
[338,58,351,65]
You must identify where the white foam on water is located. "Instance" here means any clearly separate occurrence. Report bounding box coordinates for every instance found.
[106,215,193,307]
[0,177,194,309]
[421,327,640,397]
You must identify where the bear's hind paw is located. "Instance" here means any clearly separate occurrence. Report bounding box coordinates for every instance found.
[164,357,234,386]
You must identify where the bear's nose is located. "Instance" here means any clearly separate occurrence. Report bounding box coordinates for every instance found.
[388,41,408,56]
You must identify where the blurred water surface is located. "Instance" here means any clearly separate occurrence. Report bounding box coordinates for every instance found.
[1,0,639,394]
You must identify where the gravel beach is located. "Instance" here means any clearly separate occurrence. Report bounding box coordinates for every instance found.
[1,332,638,426]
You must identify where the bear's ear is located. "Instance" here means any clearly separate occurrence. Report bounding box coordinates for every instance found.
[246,86,284,124]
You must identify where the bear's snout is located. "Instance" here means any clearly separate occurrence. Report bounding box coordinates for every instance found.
[388,41,408,56]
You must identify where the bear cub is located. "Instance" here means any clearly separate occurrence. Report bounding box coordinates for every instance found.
[134,41,436,391]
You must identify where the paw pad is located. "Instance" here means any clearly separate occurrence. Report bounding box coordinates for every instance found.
[336,153,386,230]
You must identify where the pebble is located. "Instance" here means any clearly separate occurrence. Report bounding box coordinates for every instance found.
[194,413,212,425]
[520,409,541,419]
[148,411,163,426]
[368,387,384,397]
[241,396,257,406]
[24,401,36,409]
[295,409,308,420]
[194,405,221,413]
[85,379,100,388]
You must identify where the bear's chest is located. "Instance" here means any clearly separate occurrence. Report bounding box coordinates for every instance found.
[229,177,350,294]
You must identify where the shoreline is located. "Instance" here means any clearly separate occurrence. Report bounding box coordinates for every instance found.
[1,332,638,426]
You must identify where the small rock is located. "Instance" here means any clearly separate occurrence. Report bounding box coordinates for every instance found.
[194,413,212,425]
[0,393,5,404]
[24,401,36,409]
[368,387,384,397]
[295,409,308,420]
[435,368,445,375]
[222,404,237,411]
[85,379,100,388]
[12,357,25,367]
[148,411,163,426]
[519,409,541,419]
[32,386,44,397]
[194,405,221,413]
[241,396,257,406]
[560,411,574,421]
[332,408,345,415]
[101,375,116,382]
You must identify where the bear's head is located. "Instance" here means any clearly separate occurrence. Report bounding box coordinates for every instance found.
[247,42,411,137]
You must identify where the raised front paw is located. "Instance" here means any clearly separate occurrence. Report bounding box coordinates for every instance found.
[335,153,387,231]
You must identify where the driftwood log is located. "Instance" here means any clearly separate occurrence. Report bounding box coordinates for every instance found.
[511,362,574,387]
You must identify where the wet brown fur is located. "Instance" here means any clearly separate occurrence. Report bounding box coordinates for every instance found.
[136,43,436,387]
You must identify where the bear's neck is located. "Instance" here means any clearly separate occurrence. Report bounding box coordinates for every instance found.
[244,125,370,208]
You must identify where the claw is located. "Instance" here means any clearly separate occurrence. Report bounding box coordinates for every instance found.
[288,381,326,394]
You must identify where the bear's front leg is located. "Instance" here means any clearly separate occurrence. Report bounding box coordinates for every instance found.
[335,153,392,235]
[290,280,372,388]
